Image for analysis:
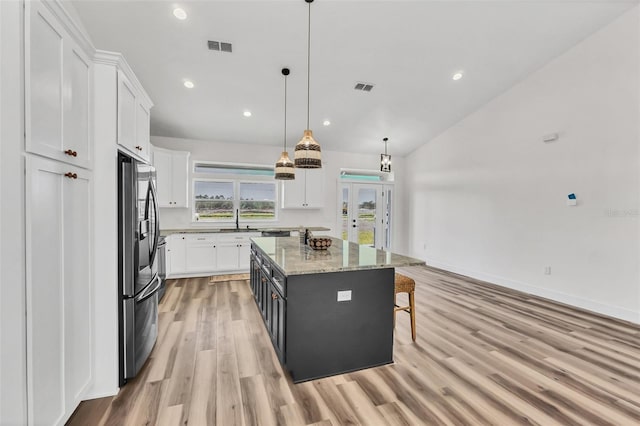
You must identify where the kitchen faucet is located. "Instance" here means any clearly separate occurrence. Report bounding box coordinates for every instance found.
[235,208,239,230]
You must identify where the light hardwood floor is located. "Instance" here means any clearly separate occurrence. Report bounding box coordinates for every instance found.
[68,266,640,425]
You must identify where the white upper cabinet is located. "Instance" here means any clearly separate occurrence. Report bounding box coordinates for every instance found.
[26,0,92,169]
[281,168,325,209]
[152,146,190,208]
[117,70,151,163]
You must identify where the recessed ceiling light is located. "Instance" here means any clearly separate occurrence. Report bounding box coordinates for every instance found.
[452,71,464,81]
[173,8,187,20]
[323,120,331,126]
[183,80,194,89]
[243,111,252,117]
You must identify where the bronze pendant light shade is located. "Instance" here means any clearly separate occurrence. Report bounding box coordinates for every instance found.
[294,0,322,169]
[275,68,295,180]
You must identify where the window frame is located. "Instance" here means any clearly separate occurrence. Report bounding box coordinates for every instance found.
[191,164,278,224]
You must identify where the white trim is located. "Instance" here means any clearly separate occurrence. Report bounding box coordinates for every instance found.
[94,50,153,107]
[424,257,640,324]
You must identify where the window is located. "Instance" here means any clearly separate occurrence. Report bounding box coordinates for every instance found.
[193,162,277,222]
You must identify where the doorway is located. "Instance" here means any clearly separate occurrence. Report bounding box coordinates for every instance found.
[340,183,393,249]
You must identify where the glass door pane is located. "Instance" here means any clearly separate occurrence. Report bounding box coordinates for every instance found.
[341,185,350,241]
[354,185,377,247]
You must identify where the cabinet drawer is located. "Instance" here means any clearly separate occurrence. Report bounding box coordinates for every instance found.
[185,234,216,243]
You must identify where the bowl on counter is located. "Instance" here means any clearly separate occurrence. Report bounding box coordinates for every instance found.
[308,237,332,250]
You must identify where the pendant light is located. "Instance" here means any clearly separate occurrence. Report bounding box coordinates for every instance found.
[380,137,391,172]
[275,68,295,180]
[294,0,322,169]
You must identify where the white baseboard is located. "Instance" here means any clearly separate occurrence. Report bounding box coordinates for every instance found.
[83,387,119,401]
[424,257,639,325]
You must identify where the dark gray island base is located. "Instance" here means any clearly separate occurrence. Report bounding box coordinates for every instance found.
[249,237,424,383]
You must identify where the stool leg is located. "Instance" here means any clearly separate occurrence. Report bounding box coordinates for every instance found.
[409,290,416,341]
[393,295,397,328]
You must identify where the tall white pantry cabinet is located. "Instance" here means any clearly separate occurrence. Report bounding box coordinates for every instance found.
[24,1,94,425]
[21,1,153,424]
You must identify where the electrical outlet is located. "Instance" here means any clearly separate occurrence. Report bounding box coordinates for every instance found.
[337,290,352,302]
[422,242,427,250]
[544,266,551,275]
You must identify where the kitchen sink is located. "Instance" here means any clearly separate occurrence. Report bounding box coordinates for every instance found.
[218,228,260,233]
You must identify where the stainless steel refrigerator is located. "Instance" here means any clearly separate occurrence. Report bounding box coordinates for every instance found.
[118,152,160,385]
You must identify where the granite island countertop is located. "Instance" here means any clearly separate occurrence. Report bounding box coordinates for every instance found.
[251,236,424,275]
[160,226,330,237]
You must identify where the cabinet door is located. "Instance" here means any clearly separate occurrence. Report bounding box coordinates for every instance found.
[304,168,325,208]
[171,151,190,207]
[26,1,92,169]
[63,39,92,169]
[168,235,186,274]
[26,156,92,425]
[135,101,151,162]
[216,242,240,271]
[62,164,92,413]
[117,70,137,154]
[26,1,64,163]
[269,285,285,362]
[186,236,217,272]
[238,243,251,270]
[281,169,324,209]
[152,148,173,207]
[281,174,305,209]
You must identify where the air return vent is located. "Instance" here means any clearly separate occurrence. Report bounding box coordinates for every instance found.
[354,82,374,92]
[208,40,233,53]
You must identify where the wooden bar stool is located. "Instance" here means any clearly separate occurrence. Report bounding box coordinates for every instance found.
[394,273,416,341]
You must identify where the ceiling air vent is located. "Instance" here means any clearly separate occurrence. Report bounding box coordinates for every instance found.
[208,40,232,53]
[354,82,374,92]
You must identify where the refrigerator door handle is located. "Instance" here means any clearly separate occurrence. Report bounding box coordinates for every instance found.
[147,178,160,268]
[135,275,161,303]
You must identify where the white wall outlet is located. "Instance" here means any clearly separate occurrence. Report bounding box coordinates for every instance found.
[544,266,551,275]
[337,290,352,302]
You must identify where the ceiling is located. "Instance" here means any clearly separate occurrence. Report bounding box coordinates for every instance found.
[70,0,637,156]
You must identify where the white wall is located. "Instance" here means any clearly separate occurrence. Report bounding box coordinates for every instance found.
[152,136,408,253]
[0,0,28,423]
[404,7,640,323]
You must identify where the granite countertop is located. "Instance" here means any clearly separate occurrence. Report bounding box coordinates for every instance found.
[251,236,424,276]
[160,226,330,237]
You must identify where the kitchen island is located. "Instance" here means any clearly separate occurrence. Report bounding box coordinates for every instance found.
[250,236,424,383]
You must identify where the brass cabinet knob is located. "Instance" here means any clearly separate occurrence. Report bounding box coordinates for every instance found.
[64,172,78,179]
[64,149,78,157]
[271,293,278,300]
[135,146,142,151]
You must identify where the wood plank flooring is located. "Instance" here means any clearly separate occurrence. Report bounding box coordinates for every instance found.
[68,266,640,425]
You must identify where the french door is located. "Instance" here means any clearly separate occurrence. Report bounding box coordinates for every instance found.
[340,183,393,249]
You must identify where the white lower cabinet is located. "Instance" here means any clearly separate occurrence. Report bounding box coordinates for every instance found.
[168,234,187,274]
[186,235,217,273]
[166,232,259,277]
[25,155,92,426]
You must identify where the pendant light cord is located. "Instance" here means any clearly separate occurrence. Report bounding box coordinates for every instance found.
[284,73,288,151]
[306,1,311,129]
